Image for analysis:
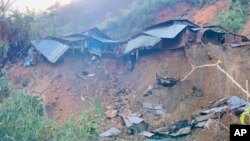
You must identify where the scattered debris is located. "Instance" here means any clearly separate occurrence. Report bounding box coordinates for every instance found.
[122,116,149,134]
[80,96,86,101]
[193,96,250,128]
[75,73,87,80]
[152,120,191,137]
[143,85,153,97]
[169,126,191,137]
[156,73,179,88]
[87,73,95,77]
[122,116,144,127]
[75,71,95,80]
[200,105,229,115]
[139,131,154,138]
[24,48,36,67]
[192,86,203,97]
[105,109,118,119]
[143,102,166,116]
[201,96,249,115]
[115,88,129,97]
[100,128,121,137]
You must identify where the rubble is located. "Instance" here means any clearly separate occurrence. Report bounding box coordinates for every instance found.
[169,126,191,137]
[122,116,144,127]
[193,96,250,128]
[201,96,249,115]
[122,116,149,134]
[152,120,192,137]
[100,128,121,137]
[143,85,153,97]
[143,102,166,116]
[139,131,154,137]
[156,73,179,88]
[105,109,118,119]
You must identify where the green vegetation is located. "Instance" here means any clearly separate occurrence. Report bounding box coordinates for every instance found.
[103,0,177,39]
[240,106,250,125]
[187,0,217,7]
[214,0,249,33]
[0,1,36,65]
[102,0,218,39]
[0,77,101,140]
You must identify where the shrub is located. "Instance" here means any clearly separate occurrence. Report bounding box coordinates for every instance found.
[214,0,249,33]
[0,77,101,140]
[0,77,10,100]
[102,0,173,39]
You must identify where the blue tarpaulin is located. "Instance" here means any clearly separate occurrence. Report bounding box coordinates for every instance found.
[87,39,103,57]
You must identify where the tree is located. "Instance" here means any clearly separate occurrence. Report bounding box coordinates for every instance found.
[47,1,60,36]
[0,0,35,66]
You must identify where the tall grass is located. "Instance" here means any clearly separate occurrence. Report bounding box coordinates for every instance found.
[0,77,102,141]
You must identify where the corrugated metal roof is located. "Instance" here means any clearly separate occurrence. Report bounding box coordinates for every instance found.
[124,35,161,54]
[31,39,69,63]
[144,24,187,39]
[60,35,87,42]
[90,35,122,43]
[145,19,199,30]
[191,26,226,33]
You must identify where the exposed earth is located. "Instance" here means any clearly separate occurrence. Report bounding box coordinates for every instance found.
[7,43,250,140]
[5,1,250,140]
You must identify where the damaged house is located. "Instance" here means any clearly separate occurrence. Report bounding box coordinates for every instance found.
[49,27,125,58]
[192,26,250,47]
[122,19,199,64]
[124,19,200,56]
[30,27,125,64]
[31,39,69,63]
[123,19,250,58]
[143,19,200,49]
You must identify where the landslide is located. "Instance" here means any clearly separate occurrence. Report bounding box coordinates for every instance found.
[7,43,250,140]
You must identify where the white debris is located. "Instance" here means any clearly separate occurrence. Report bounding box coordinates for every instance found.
[122,116,144,127]
[100,128,121,137]
[139,131,154,137]
[143,102,166,116]
[169,126,191,137]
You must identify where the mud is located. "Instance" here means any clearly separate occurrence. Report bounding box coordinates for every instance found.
[7,44,250,140]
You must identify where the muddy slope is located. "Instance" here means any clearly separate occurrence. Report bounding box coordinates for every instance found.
[8,43,250,141]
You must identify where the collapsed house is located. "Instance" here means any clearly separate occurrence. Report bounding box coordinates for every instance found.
[31,39,69,63]
[124,19,250,56]
[30,19,250,64]
[191,26,250,47]
[49,27,125,58]
[31,27,125,64]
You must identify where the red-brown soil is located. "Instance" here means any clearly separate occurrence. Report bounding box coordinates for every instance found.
[8,44,250,140]
[154,0,227,26]
[240,10,250,38]
[154,2,195,24]
[191,0,228,26]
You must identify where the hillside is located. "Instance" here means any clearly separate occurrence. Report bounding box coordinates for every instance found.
[37,0,250,39]
[1,0,250,140]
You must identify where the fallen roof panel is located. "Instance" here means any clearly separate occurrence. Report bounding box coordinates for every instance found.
[31,39,69,63]
[144,24,187,39]
[124,35,161,54]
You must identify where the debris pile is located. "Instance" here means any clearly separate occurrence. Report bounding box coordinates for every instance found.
[192,96,250,128]
[156,73,180,88]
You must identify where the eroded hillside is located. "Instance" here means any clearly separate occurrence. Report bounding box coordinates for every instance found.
[7,42,250,140]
